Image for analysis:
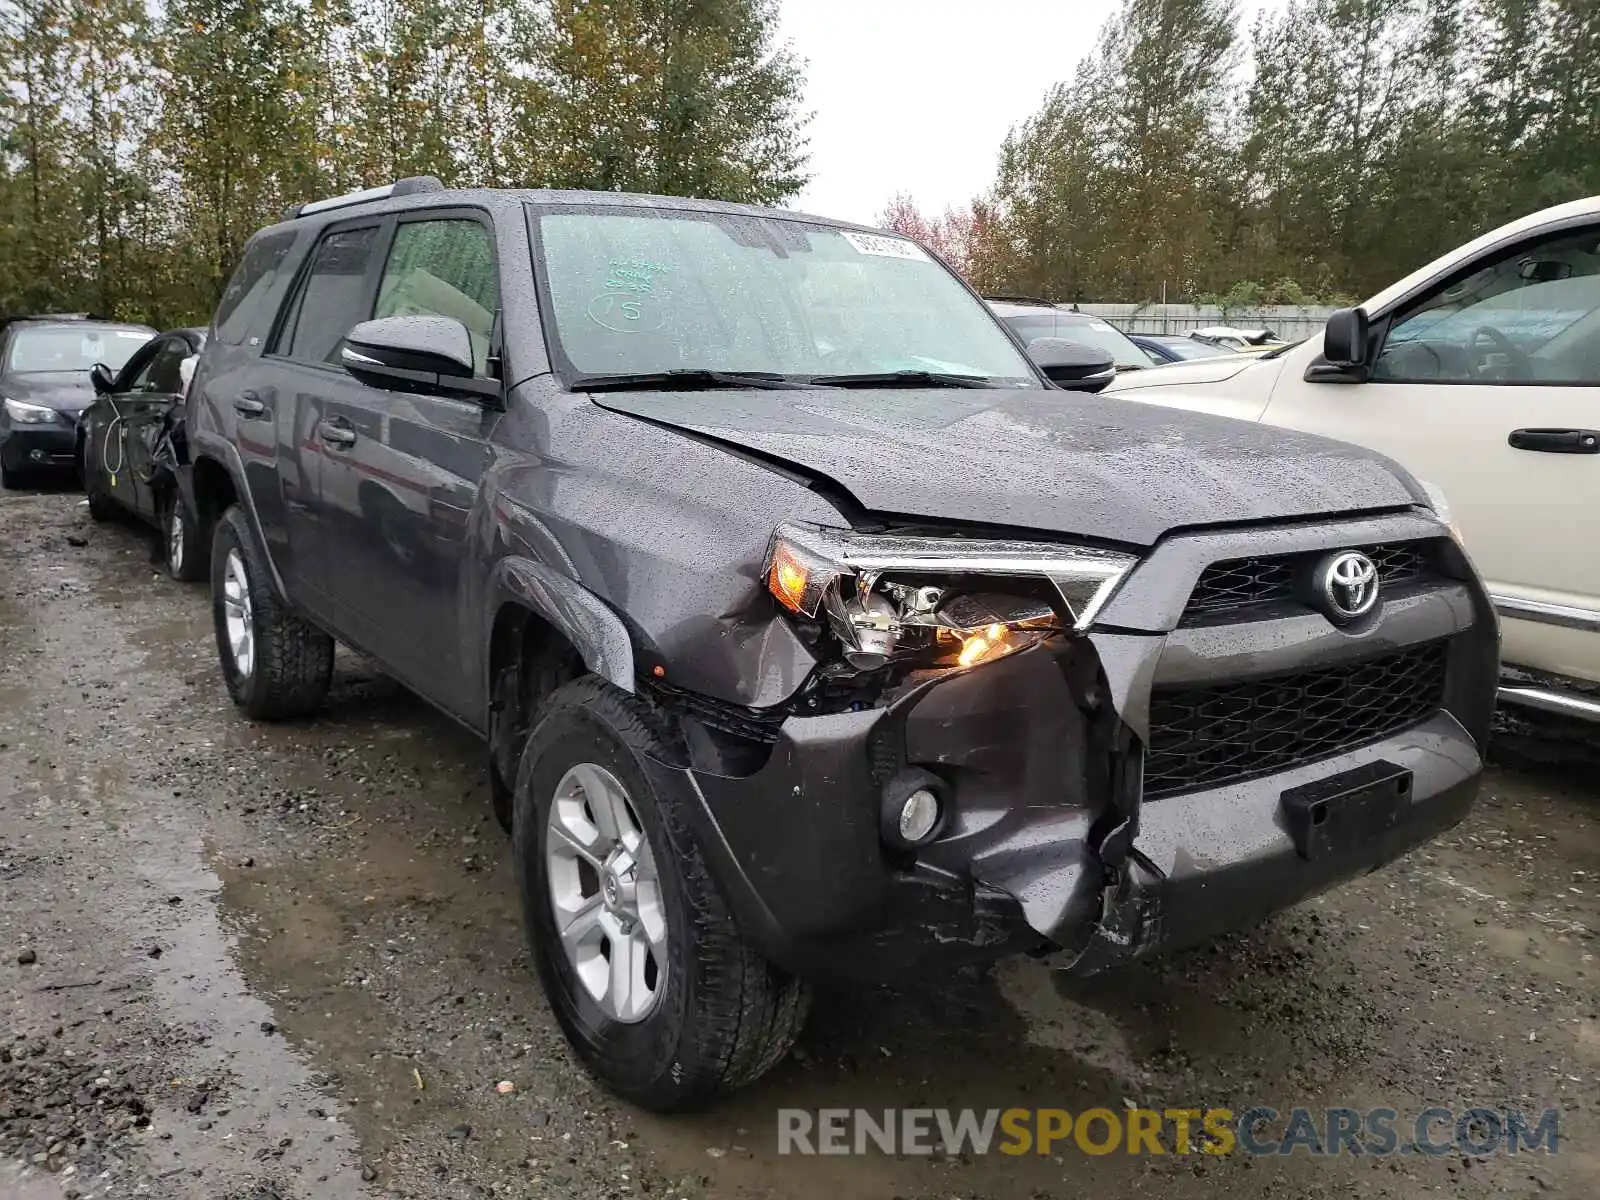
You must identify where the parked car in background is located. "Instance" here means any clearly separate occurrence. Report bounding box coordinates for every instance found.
[0,314,155,487]
[185,179,1496,1111]
[1189,325,1286,351]
[78,327,208,580]
[1130,332,1237,364]
[1105,194,1600,722]
[984,296,1158,372]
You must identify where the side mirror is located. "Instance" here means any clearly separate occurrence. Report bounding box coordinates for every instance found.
[90,362,115,395]
[1026,337,1117,393]
[1322,307,1370,368]
[340,315,499,400]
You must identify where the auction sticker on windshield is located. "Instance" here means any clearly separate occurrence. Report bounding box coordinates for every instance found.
[840,231,929,261]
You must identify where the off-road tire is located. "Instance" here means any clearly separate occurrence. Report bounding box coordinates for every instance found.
[514,677,810,1111]
[162,490,208,582]
[211,504,334,719]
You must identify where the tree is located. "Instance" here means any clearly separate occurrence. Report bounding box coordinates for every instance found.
[535,0,809,203]
[879,193,977,277]
[972,0,1241,302]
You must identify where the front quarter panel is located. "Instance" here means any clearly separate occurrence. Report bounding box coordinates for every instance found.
[475,381,844,708]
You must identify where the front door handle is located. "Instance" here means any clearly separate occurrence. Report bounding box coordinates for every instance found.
[233,391,267,418]
[317,419,357,449]
[1508,427,1600,454]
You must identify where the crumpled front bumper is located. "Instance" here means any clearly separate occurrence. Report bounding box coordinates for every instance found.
[653,512,1497,984]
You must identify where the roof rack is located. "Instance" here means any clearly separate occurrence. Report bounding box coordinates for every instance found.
[281,175,445,222]
[981,294,1059,307]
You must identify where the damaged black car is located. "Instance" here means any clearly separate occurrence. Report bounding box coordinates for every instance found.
[78,326,209,580]
[184,181,1500,1111]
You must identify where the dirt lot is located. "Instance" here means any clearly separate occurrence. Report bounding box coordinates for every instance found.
[0,484,1596,1200]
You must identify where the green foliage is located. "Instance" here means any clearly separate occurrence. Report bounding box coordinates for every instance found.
[974,0,1600,304]
[0,0,810,325]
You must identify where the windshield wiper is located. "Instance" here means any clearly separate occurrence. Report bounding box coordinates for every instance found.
[572,369,809,392]
[807,370,994,389]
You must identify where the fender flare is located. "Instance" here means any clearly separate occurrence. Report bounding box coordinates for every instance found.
[189,434,288,599]
[487,555,635,694]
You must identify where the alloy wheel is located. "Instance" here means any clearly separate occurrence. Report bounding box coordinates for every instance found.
[168,507,185,573]
[545,762,668,1023]
[221,549,254,677]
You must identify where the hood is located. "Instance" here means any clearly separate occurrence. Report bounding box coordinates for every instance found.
[1104,355,1261,391]
[3,372,95,414]
[592,387,1424,547]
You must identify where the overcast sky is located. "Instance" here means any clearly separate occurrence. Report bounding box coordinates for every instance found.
[780,0,1288,224]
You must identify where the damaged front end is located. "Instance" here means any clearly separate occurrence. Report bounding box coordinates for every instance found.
[638,521,1172,979]
[638,511,1492,984]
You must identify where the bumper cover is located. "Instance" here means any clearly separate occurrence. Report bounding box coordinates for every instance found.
[660,513,1496,984]
[2,425,77,470]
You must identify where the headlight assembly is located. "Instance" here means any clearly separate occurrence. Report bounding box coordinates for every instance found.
[3,398,62,425]
[764,522,1136,672]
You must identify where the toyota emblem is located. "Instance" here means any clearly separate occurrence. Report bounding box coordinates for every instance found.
[1315,550,1380,623]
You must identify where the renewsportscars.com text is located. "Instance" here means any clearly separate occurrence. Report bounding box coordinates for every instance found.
[777,1106,1560,1157]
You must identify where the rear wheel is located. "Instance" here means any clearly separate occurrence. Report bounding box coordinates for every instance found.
[162,492,207,582]
[515,678,809,1111]
[211,504,334,719]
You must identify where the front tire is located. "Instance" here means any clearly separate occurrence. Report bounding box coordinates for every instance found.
[162,491,208,582]
[515,678,809,1111]
[211,504,334,719]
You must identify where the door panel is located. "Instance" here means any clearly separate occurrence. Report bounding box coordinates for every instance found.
[307,212,502,716]
[260,222,386,619]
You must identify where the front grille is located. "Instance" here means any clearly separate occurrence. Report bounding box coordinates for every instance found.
[1144,642,1448,798]
[1183,542,1431,622]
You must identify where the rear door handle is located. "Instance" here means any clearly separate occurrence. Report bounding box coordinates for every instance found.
[317,419,357,449]
[233,391,267,418]
[1508,427,1600,454]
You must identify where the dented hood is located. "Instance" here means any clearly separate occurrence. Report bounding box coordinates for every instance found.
[592,388,1424,547]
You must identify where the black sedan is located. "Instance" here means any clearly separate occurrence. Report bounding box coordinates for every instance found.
[0,314,155,486]
[78,327,208,581]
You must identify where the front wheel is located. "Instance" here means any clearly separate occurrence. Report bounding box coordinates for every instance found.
[515,678,810,1111]
[210,504,334,719]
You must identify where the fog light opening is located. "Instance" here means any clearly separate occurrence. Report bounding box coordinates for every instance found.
[880,769,948,851]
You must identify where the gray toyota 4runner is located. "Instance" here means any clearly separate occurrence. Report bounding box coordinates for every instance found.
[187,177,1500,1111]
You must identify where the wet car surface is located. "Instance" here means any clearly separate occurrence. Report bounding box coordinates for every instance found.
[1,485,1597,1199]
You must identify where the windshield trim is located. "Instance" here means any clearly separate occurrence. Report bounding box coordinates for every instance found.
[524,200,1047,393]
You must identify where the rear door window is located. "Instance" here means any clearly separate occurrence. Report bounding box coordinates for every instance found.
[272,226,382,364]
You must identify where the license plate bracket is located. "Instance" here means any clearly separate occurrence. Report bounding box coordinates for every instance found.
[1280,759,1413,861]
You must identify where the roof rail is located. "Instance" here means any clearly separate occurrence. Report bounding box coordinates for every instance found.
[281,175,445,222]
[981,294,1060,307]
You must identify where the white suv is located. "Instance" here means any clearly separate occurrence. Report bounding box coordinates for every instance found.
[1106,196,1600,721]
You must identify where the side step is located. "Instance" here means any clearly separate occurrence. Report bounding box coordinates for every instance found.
[1498,685,1600,723]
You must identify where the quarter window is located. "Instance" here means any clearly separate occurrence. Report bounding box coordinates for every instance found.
[1374,227,1600,384]
[375,219,499,373]
[273,226,381,364]
[215,229,298,346]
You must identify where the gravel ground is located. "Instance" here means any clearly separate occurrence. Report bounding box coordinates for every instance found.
[0,484,1596,1200]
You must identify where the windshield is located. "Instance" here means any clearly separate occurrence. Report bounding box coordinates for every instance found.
[996,311,1156,370]
[6,325,153,374]
[531,206,1040,388]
